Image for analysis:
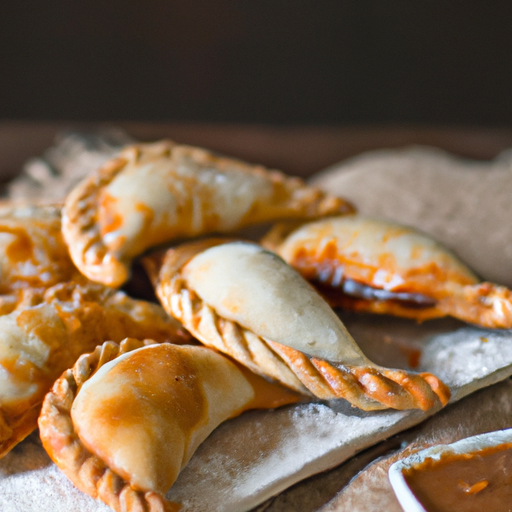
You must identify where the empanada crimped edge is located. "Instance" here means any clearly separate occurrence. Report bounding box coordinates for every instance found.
[39,338,180,512]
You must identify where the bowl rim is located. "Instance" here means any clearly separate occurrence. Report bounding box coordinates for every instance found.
[388,427,512,512]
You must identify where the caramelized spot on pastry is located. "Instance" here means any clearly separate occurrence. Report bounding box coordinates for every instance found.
[99,193,123,236]
[4,227,34,263]
[98,347,207,435]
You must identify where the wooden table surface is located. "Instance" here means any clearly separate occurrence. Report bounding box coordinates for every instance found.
[2,121,512,181]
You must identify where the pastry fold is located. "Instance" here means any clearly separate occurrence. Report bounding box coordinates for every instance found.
[39,339,299,512]
[263,215,512,328]
[62,140,354,287]
[0,281,187,458]
[145,240,450,411]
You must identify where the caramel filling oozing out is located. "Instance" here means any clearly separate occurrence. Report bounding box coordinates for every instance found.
[316,275,437,308]
[275,215,478,305]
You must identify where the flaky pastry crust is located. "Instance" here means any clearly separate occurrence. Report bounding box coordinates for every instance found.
[263,215,512,328]
[62,140,354,287]
[0,205,78,296]
[146,240,450,411]
[0,281,188,459]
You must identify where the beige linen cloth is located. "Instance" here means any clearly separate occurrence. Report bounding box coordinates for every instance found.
[2,141,512,512]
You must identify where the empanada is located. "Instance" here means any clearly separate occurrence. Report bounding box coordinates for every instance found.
[145,240,450,411]
[0,206,78,307]
[263,215,512,328]
[62,140,354,287]
[0,281,187,458]
[39,339,300,512]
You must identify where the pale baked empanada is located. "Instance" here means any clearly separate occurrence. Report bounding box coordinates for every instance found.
[0,281,187,459]
[145,240,450,411]
[39,339,299,512]
[263,215,512,328]
[62,140,354,287]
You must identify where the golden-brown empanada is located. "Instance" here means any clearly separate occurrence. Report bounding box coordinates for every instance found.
[145,239,450,411]
[62,140,354,287]
[0,206,78,310]
[39,339,300,512]
[0,281,187,459]
[263,215,512,328]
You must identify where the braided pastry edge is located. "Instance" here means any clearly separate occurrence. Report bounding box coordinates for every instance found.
[159,273,450,411]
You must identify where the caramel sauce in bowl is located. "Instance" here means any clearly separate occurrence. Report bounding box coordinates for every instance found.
[388,429,512,512]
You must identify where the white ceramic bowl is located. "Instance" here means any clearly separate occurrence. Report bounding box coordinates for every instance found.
[388,428,512,512]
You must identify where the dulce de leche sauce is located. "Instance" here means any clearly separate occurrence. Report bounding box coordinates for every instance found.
[403,442,512,512]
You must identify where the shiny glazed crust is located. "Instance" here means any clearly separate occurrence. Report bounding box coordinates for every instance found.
[148,242,450,412]
[62,140,354,287]
[39,338,180,512]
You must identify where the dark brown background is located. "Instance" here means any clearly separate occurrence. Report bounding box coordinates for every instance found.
[1,2,512,125]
